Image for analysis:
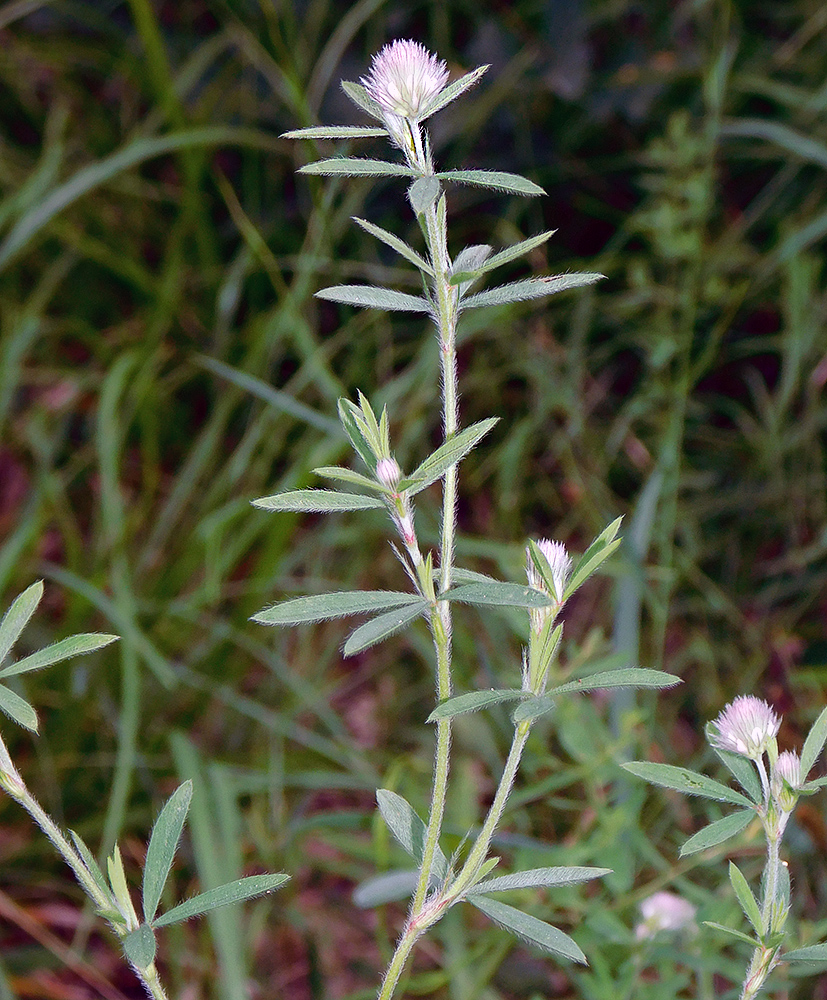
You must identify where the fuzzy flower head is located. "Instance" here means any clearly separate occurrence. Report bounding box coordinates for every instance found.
[526,539,573,603]
[375,457,402,489]
[709,696,781,760]
[636,891,697,939]
[361,40,449,120]
[772,750,801,813]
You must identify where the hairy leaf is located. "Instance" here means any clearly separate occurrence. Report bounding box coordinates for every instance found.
[252,489,384,512]
[353,217,433,274]
[153,873,289,928]
[282,125,388,139]
[375,790,448,879]
[399,418,498,494]
[467,866,610,895]
[427,689,526,722]
[342,601,428,656]
[680,809,755,856]
[316,284,430,312]
[143,781,193,923]
[462,273,604,309]
[0,582,43,665]
[623,761,753,807]
[253,591,422,626]
[0,633,119,679]
[469,895,586,963]
[437,169,544,197]
[300,157,414,178]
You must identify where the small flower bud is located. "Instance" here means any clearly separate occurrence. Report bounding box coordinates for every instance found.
[361,40,449,120]
[376,457,402,488]
[635,891,697,939]
[772,750,801,813]
[709,696,781,760]
[526,539,572,602]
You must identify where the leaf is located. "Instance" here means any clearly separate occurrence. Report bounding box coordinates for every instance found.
[800,705,827,779]
[0,684,38,732]
[467,866,610,895]
[252,489,384,512]
[0,632,119,679]
[427,689,526,722]
[451,244,493,280]
[419,65,489,120]
[70,830,110,898]
[0,582,43,664]
[352,869,420,908]
[622,762,753,807]
[450,230,557,285]
[313,466,383,491]
[544,668,682,698]
[299,157,414,178]
[703,921,760,948]
[443,581,555,609]
[375,790,448,879]
[281,125,388,139]
[564,517,625,598]
[710,738,763,803]
[253,591,422,627]
[469,895,586,964]
[783,943,827,964]
[408,176,441,215]
[316,284,430,313]
[142,781,193,924]
[153,873,289,928]
[342,601,428,656]
[511,695,555,724]
[123,924,156,970]
[680,809,755,856]
[338,398,377,472]
[399,417,498,493]
[437,169,545,197]
[341,80,385,121]
[353,217,433,274]
[462,273,605,310]
[729,862,764,937]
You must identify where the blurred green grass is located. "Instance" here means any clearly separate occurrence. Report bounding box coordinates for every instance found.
[1,0,826,997]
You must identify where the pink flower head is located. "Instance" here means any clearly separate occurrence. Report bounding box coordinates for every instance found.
[636,891,697,939]
[376,457,402,488]
[526,538,572,602]
[772,749,801,812]
[709,696,781,759]
[361,40,449,119]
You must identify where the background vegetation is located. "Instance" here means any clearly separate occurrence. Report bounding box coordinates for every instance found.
[1,0,826,997]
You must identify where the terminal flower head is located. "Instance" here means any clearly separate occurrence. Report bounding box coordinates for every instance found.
[526,539,572,602]
[361,40,449,120]
[709,696,780,760]
[376,457,402,489]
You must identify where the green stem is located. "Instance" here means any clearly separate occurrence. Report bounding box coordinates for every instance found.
[410,121,458,912]
[448,720,532,900]
[376,924,423,1000]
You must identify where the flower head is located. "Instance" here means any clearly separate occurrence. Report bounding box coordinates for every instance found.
[772,750,801,812]
[361,40,449,120]
[709,696,781,760]
[526,539,572,602]
[636,891,697,939]
[376,457,402,489]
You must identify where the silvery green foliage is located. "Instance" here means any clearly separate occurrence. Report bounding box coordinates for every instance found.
[0,585,288,999]
[625,703,827,995]
[266,39,680,1000]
